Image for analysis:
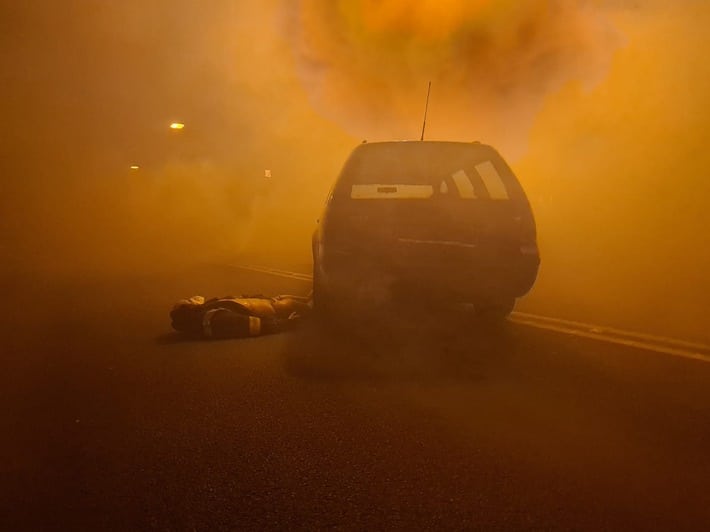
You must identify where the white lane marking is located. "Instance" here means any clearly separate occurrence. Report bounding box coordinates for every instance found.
[230,264,710,363]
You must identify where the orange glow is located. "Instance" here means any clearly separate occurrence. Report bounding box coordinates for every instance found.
[357,0,497,40]
[129,165,140,170]
[3,2,709,344]
[290,0,619,151]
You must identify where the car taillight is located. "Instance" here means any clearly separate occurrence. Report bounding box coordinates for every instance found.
[519,222,538,255]
[520,242,539,255]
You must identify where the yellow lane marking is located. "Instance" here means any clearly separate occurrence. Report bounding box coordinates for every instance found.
[228,264,312,282]
[509,314,710,364]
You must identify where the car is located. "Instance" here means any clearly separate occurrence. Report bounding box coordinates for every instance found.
[312,140,540,318]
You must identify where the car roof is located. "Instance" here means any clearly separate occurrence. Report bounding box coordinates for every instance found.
[352,140,499,155]
[356,140,488,147]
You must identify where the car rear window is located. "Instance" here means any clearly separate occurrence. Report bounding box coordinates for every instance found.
[334,142,521,202]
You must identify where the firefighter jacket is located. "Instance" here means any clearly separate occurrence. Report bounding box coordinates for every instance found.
[170,294,311,339]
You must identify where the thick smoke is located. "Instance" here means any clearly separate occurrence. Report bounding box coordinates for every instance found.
[0,0,354,277]
[2,1,709,342]
[514,1,710,342]
[285,0,621,155]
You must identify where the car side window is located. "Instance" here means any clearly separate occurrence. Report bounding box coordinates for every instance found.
[439,169,484,200]
[475,161,509,200]
[450,169,478,199]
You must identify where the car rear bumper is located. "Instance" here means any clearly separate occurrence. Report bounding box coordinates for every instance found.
[317,248,539,304]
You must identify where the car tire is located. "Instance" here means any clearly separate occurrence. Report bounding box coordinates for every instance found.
[312,267,334,317]
[476,298,515,320]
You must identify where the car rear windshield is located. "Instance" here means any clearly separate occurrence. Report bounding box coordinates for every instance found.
[333,142,524,202]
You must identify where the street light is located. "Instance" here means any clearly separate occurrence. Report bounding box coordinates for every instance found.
[169,122,185,130]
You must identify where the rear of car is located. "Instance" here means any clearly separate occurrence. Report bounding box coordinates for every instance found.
[312,141,539,316]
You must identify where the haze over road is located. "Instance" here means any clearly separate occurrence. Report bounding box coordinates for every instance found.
[3,1,710,344]
[2,264,708,530]
[2,2,709,529]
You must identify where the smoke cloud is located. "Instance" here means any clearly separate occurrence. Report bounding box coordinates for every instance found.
[285,0,621,154]
[1,1,708,342]
[0,0,355,276]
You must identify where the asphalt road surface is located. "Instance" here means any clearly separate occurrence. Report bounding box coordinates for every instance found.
[2,263,709,531]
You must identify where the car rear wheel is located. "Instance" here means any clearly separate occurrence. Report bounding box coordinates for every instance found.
[475,298,515,320]
[312,267,335,317]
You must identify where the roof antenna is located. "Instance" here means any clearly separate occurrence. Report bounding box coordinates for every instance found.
[420,81,431,141]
